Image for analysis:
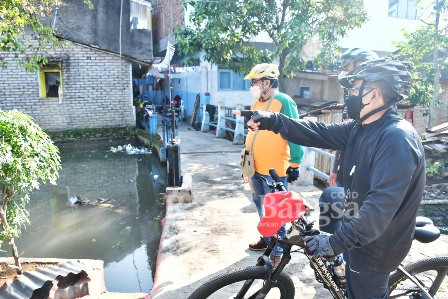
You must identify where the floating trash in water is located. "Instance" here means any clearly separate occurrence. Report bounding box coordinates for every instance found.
[69,195,79,205]
[110,144,151,155]
[68,195,114,208]
[154,175,159,179]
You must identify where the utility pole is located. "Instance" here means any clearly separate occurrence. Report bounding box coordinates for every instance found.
[52,7,59,30]
[429,0,441,130]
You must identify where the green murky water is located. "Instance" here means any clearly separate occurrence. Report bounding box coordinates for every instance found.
[0,146,166,293]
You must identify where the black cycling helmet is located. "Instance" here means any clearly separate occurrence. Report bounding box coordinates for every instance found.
[339,59,412,101]
[339,48,379,69]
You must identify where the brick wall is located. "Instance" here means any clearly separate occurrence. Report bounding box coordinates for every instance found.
[150,0,184,54]
[0,41,135,130]
[412,82,448,134]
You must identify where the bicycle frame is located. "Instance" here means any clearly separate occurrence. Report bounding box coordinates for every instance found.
[234,214,346,299]
[227,169,444,299]
[391,265,444,299]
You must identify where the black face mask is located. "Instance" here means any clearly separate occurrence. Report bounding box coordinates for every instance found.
[345,82,397,123]
[345,82,372,121]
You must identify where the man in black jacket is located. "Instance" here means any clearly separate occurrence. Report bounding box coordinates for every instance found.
[234,60,425,298]
[321,48,379,235]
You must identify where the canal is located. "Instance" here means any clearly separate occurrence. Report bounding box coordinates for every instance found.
[0,143,166,293]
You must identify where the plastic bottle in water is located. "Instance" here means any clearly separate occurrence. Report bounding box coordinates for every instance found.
[332,254,347,289]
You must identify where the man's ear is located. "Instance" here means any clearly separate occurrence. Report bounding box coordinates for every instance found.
[263,80,270,89]
[364,88,379,105]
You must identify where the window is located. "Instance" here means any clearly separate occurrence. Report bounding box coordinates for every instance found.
[299,86,311,99]
[388,0,417,20]
[130,0,152,30]
[219,70,231,89]
[39,64,63,99]
[218,69,250,91]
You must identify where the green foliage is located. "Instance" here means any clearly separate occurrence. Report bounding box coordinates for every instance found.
[175,0,367,90]
[392,26,448,106]
[0,110,60,240]
[391,0,448,106]
[426,160,442,178]
[48,126,139,142]
[0,0,92,72]
[181,57,201,67]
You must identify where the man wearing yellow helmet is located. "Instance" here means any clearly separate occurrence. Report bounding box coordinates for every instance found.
[243,63,304,267]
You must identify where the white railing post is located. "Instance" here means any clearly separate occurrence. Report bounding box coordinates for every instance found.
[201,104,210,132]
[233,104,245,145]
[297,117,318,186]
[216,101,227,138]
[297,147,316,186]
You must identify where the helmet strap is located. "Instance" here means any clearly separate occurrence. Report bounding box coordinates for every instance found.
[260,79,273,99]
[359,100,395,123]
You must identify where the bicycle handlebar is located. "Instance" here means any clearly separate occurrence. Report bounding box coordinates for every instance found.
[269,168,287,192]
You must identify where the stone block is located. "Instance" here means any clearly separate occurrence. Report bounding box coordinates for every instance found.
[165,173,193,204]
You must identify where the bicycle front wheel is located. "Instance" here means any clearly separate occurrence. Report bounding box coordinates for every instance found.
[188,266,295,299]
[388,256,448,298]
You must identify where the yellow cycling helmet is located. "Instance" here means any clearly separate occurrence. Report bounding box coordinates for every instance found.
[244,63,280,80]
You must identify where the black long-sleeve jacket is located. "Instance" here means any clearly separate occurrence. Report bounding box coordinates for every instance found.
[261,110,425,273]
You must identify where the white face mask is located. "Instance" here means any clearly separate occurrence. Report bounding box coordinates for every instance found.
[338,70,349,81]
[250,85,262,100]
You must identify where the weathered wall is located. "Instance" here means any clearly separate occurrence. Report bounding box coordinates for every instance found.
[150,0,184,55]
[412,82,448,134]
[48,0,153,61]
[285,72,343,107]
[0,42,135,130]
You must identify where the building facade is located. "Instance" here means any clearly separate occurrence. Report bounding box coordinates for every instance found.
[0,0,154,130]
[50,0,153,62]
[0,42,135,130]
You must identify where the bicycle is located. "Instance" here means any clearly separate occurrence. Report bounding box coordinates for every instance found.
[188,169,448,299]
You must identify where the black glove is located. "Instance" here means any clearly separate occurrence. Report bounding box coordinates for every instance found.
[239,110,274,130]
[286,166,300,183]
[304,232,335,259]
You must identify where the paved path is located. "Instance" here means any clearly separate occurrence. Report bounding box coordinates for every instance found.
[150,123,448,298]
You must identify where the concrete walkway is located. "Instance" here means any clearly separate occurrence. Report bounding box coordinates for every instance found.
[150,123,448,298]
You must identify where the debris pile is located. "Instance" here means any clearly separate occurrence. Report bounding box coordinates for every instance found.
[68,195,114,208]
[109,144,152,154]
[422,122,448,155]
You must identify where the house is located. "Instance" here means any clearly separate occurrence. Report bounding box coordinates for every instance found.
[0,0,154,130]
[285,0,424,111]
[149,0,445,128]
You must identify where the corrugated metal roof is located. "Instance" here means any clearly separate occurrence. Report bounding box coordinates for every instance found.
[0,260,92,299]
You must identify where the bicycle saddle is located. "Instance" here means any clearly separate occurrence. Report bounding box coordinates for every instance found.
[414,216,440,243]
[257,191,307,237]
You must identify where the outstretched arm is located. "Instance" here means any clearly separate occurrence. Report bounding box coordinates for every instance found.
[234,110,354,150]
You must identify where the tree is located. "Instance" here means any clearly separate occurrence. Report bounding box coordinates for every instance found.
[174,0,367,92]
[392,0,448,129]
[0,0,92,72]
[0,110,60,273]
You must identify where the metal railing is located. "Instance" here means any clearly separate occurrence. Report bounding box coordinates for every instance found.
[198,106,337,186]
[201,102,247,144]
[307,147,335,181]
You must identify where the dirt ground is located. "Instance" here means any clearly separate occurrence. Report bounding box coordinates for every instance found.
[423,183,448,201]
[150,123,448,299]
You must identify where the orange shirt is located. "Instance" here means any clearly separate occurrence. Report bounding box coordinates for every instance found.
[245,96,292,177]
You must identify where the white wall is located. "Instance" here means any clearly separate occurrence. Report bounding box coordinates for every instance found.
[339,0,424,53]
[173,52,253,113]
[206,60,253,108]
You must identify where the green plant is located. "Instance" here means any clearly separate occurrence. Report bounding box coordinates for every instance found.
[0,0,93,71]
[0,110,60,273]
[426,161,442,178]
[47,126,139,142]
[175,0,367,92]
